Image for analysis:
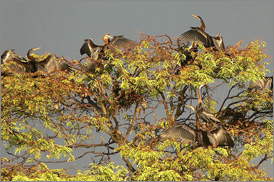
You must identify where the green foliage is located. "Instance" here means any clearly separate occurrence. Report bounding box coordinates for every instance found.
[1,37,273,181]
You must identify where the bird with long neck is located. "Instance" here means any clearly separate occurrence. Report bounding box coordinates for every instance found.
[160,104,234,147]
[80,34,135,59]
[181,14,225,50]
[185,104,234,147]
[26,47,43,73]
[191,14,205,31]
[185,104,200,130]
[196,85,221,124]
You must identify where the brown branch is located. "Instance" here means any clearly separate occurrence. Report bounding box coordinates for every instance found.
[124,103,138,142]
[67,141,115,149]
[174,85,189,120]
[122,156,136,173]
[157,89,171,121]
[251,154,271,170]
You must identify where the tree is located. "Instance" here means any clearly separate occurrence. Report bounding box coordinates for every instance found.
[1,34,273,181]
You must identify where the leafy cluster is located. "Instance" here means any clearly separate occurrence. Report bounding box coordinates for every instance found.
[1,34,273,181]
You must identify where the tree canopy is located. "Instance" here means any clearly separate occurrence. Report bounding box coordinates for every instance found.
[1,34,273,181]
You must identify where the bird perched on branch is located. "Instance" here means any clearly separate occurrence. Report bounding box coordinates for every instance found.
[196,85,221,124]
[181,14,225,50]
[80,33,136,60]
[161,104,234,147]
[1,48,71,75]
[1,49,35,73]
[27,47,71,74]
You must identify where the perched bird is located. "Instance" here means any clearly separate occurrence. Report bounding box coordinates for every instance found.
[196,85,221,124]
[181,14,225,50]
[186,104,234,147]
[2,48,71,75]
[1,49,34,73]
[161,104,234,147]
[80,33,136,60]
[27,47,71,74]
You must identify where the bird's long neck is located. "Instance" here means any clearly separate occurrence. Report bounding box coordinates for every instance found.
[199,18,206,31]
[27,50,35,62]
[198,85,203,105]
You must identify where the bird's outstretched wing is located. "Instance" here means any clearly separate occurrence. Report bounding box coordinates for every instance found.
[80,38,104,60]
[181,28,208,44]
[80,39,92,57]
[209,125,234,147]
[106,35,136,54]
[3,58,32,73]
[161,124,196,142]
[36,55,53,73]
[110,35,136,48]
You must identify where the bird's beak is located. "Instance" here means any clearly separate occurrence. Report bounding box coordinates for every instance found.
[192,14,198,18]
[106,35,113,41]
[32,47,41,51]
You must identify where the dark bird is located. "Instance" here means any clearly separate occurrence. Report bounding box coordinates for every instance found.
[181,14,225,50]
[27,47,71,74]
[1,49,34,73]
[2,48,70,75]
[161,105,234,147]
[196,85,221,124]
[80,33,136,59]
[186,104,234,147]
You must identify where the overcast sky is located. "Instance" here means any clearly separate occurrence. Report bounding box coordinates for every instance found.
[0,0,273,177]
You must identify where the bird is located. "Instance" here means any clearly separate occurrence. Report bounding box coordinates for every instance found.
[185,104,234,147]
[27,47,71,74]
[161,105,234,147]
[80,33,136,60]
[181,14,225,50]
[1,49,34,73]
[196,85,221,124]
[2,48,71,75]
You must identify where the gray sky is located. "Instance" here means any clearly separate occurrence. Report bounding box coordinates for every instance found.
[1,0,273,177]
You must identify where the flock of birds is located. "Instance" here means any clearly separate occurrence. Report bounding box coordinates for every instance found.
[2,14,271,148]
[1,14,225,75]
